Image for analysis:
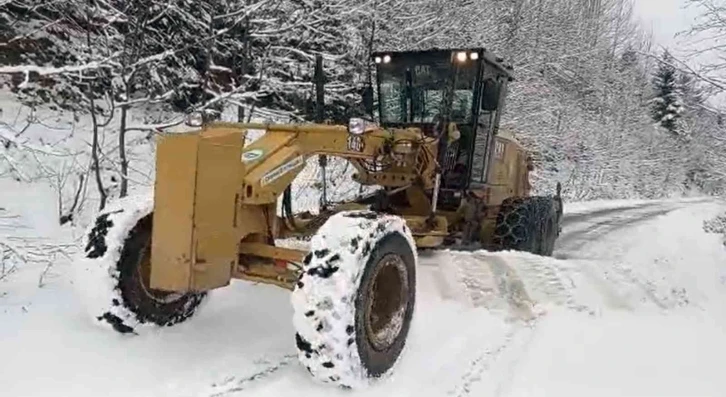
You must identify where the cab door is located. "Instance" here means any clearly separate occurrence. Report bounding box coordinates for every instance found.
[468,74,507,189]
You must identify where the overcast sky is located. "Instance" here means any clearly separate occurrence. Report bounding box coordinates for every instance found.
[632,0,726,106]
[632,0,698,50]
[631,0,723,72]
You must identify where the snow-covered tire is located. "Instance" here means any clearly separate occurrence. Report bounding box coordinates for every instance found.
[75,194,207,334]
[492,196,560,256]
[291,211,417,389]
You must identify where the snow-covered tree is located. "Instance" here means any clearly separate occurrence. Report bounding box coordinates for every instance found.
[680,0,726,104]
[2,0,725,206]
[650,51,685,136]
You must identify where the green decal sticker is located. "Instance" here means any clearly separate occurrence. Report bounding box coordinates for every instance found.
[242,149,264,163]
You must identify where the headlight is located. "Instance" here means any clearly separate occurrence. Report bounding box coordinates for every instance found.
[456,51,467,62]
[348,118,366,135]
[393,140,414,154]
[383,55,391,63]
[184,111,204,127]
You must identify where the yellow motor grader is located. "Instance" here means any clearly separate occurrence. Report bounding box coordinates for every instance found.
[79,48,563,388]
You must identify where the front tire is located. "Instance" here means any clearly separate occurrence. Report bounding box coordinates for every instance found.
[291,211,417,388]
[77,195,207,334]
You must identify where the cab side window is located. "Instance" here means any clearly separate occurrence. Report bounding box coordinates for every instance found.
[480,78,502,112]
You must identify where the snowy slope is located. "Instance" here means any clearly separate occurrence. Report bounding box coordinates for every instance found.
[1,189,726,397]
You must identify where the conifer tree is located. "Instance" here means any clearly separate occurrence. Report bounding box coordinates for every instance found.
[650,50,684,135]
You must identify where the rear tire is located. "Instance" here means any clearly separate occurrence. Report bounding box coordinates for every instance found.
[291,211,417,388]
[492,196,561,256]
[77,195,207,334]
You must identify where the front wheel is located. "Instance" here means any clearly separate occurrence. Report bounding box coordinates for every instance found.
[291,211,417,388]
[75,195,207,334]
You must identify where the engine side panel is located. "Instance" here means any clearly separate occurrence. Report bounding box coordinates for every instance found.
[487,135,528,206]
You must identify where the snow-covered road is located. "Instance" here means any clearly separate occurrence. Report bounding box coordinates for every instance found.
[1,188,725,397]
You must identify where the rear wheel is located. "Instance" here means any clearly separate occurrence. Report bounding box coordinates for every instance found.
[77,195,206,334]
[291,211,417,388]
[492,196,561,256]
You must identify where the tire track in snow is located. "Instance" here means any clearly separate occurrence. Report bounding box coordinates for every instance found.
[490,319,542,397]
[556,206,678,258]
[555,203,688,310]
[447,327,520,397]
[605,262,670,310]
[575,260,634,310]
[204,355,297,397]
[444,252,546,397]
[560,198,712,230]
[447,318,541,397]
[561,203,653,228]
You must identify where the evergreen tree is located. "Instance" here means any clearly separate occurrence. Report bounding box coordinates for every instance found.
[677,71,706,111]
[650,50,684,135]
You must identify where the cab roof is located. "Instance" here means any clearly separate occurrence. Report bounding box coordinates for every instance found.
[371,47,514,81]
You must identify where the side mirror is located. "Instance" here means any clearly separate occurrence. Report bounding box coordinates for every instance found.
[480,79,501,111]
[362,85,374,116]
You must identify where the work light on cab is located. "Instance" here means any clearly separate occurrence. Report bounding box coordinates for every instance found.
[348,118,366,135]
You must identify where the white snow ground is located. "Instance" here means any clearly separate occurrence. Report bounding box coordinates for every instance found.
[1,184,726,397]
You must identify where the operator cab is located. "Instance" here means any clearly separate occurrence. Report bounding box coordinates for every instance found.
[369,48,513,207]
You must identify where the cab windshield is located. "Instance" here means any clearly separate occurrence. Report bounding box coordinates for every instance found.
[377,57,478,124]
